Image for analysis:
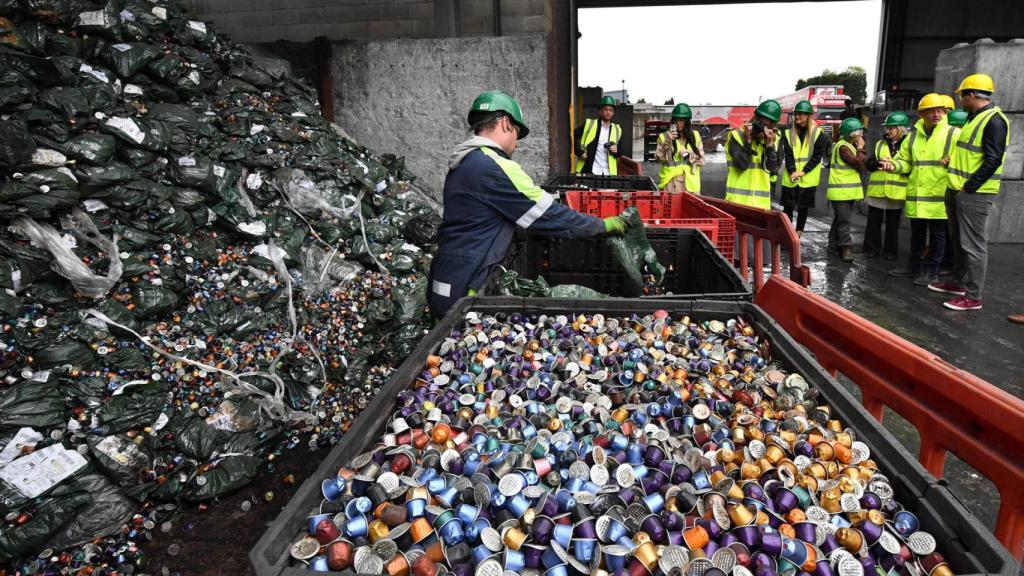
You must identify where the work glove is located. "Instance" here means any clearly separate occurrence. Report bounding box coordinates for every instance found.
[603,216,628,235]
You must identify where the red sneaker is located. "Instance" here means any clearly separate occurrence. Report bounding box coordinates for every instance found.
[927,281,966,296]
[943,296,982,311]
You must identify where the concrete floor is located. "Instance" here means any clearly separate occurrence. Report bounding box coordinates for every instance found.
[643,157,1024,531]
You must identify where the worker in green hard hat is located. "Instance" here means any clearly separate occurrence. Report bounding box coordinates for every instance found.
[574,95,623,175]
[779,100,828,237]
[863,111,910,260]
[724,99,781,210]
[655,102,704,193]
[826,117,868,262]
[947,109,968,128]
[429,91,628,318]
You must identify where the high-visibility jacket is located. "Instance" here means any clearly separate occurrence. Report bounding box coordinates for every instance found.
[724,129,772,209]
[893,118,957,219]
[656,130,703,193]
[575,118,621,175]
[866,138,907,201]
[782,124,824,189]
[947,106,1010,194]
[826,140,864,201]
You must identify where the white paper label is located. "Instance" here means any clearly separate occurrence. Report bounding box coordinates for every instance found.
[212,165,225,177]
[78,9,107,26]
[30,149,67,167]
[119,9,135,21]
[57,167,78,182]
[290,111,307,118]
[187,70,201,85]
[0,428,44,466]
[250,124,266,135]
[123,84,144,96]
[112,43,133,52]
[106,117,146,144]
[30,370,50,383]
[0,444,88,498]
[245,173,262,190]
[79,63,109,84]
[82,199,110,212]
[177,156,196,167]
[152,412,170,431]
[238,221,266,236]
[151,6,167,19]
[188,20,207,33]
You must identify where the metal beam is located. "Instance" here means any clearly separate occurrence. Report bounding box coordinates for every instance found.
[434,0,460,37]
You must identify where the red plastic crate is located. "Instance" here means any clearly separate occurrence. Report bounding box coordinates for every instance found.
[565,190,736,261]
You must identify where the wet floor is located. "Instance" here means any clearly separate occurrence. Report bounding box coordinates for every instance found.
[643,159,1024,532]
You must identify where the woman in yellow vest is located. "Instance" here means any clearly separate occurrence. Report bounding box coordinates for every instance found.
[780,100,827,237]
[883,93,957,286]
[863,111,909,259]
[655,103,704,193]
[573,95,622,176]
[826,117,867,262]
[724,99,782,209]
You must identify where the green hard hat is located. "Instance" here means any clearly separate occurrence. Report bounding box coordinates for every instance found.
[671,103,692,120]
[793,100,813,115]
[600,95,617,107]
[839,117,864,137]
[882,111,910,127]
[755,99,782,122]
[948,109,968,127]
[468,90,529,139]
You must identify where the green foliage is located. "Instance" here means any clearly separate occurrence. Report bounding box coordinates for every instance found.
[796,66,867,104]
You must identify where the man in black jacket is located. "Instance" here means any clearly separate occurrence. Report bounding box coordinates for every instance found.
[573,96,622,175]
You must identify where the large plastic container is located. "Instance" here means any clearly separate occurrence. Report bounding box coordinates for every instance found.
[249,296,1016,576]
[565,191,736,260]
[497,228,749,300]
[541,173,658,193]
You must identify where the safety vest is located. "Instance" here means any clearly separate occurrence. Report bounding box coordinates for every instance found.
[866,138,907,201]
[724,129,772,209]
[826,140,864,201]
[948,106,1010,194]
[895,119,956,219]
[575,118,621,175]
[656,130,703,193]
[782,124,823,189]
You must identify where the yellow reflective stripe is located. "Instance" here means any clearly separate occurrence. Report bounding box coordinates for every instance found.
[948,167,1000,180]
[480,146,548,203]
[827,182,863,189]
[725,187,770,198]
[956,140,983,152]
[868,177,906,186]
[913,160,945,166]
[905,196,945,202]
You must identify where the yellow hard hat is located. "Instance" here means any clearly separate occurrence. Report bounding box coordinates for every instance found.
[917,93,945,111]
[955,73,994,94]
[940,95,955,110]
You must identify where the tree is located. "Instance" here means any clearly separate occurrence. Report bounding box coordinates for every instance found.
[664,97,675,105]
[637,97,647,104]
[796,65,867,104]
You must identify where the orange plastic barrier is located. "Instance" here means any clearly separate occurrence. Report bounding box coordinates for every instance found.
[755,276,1024,561]
[702,197,811,290]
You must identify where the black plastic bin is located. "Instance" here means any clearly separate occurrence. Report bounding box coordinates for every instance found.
[484,228,749,300]
[541,173,658,193]
[249,297,1016,576]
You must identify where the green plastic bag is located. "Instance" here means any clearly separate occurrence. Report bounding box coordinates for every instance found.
[607,207,666,296]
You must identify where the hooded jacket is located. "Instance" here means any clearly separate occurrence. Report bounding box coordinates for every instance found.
[428,137,605,317]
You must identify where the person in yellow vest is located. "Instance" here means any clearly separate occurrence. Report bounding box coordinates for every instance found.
[826,117,867,262]
[779,100,828,237]
[725,99,781,209]
[882,94,957,286]
[655,103,704,193]
[933,74,1010,311]
[573,95,622,176]
[941,94,956,115]
[863,111,909,259]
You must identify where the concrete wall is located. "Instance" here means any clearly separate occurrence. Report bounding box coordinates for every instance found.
[331,35,549,197]
[183,0,545,44]
[936,39,1024,243]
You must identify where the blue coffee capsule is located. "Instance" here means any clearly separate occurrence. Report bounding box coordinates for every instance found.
[893,511,919,537]
[552,523,573,549]
[456,504,479,525]
[609,433,628,452]
[554,490,576,512]
[307,513,332,536]
[344,514,368,538]
[573,538,597,562]
[644,492,665,514]
[415,468,438,485]
[406,498,427,518]
[427,476,447,494]
[345,496,372,518]
[541,546,563,570]
[473,544,494,565]
[504,548,526,572]
[564,477,585,493]
[626,444,643,465]
[308,555,330,571]
[692,469,711,491]
[321,477,347,502]
[438,518,464,545]
[603,545,629,572]
[436,487,459,507]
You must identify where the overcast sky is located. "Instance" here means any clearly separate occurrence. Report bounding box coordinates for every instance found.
[578,1,883,105]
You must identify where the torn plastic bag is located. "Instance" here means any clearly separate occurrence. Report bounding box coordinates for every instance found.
[301,244,362,292]
[183,455,261,502]
[88,434,155,487]
[34,339,96,369]
[97,381,168,434]
[549,284,606,299]
[15,208,122,299]
[403,212,442,247]
[45,473,136,551]
[204,398,268,434]
[495,269,550,297]
[92,299,139,335]
[272,167,358,219]
[392,274,427,325]
[74,0,120,38]
[173,414,218,461]
[0,380,66,429]
[606,207,666,297]
[101,42,161,77]
[63,132,116,165]
[100,115,171,152]
[0,119,36,167]
[0,492,92,563]
[129,285,178,319]
[386,323,428,360]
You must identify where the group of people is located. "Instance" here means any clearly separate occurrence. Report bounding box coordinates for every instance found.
[426,72,1009,319]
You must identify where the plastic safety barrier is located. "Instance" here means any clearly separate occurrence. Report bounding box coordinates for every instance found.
[755,276,1024,562]
[702,197,811,291]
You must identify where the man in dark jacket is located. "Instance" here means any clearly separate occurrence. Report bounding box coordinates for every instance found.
[429,91,627,318]
[573,95,622,175]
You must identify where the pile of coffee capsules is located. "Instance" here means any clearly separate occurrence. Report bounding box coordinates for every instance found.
[290,310,951,576]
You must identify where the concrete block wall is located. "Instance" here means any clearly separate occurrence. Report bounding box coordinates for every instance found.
[331,35,549,198]
[936,39,1024,242]
[182,0,544,43]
